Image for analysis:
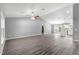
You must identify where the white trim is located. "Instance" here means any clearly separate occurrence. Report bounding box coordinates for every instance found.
[0,41,5,55]
[73,40,79,45]
[6,33,49,40]
[73,40,79,42]
[6,34,42,40]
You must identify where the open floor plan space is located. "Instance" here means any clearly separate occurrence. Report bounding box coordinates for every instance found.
[0,3,79,55]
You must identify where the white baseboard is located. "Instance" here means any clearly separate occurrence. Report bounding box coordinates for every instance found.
[73,40,79,42]
[6,34,42,40]
[0,41,5,55]
[73,40,79,45]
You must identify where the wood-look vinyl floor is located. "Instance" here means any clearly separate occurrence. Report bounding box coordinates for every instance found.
[2,34,79,55]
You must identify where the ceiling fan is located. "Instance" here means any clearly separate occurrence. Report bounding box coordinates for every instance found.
[25,12,40,20]
[31,11,40,20]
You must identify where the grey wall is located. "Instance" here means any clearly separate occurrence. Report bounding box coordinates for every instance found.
[73,4,79,41]
[5,17,51,39]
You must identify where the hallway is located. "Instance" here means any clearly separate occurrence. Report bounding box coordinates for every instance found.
[3,34,77,55]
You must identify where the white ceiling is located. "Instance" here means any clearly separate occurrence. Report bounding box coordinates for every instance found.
[0,3,72,18]
[41,4,73,24]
